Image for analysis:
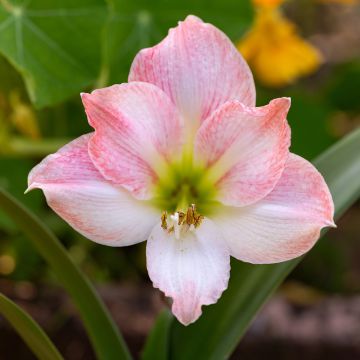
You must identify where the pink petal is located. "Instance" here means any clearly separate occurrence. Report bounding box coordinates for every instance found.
[82,82,183,200]
[212,153,335,264]
[129,15,255,131]
[146,219,230,325]
[195,98,291,207]
[28,134,159,246]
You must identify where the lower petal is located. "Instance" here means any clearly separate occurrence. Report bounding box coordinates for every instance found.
[28,134,159,246]
[146,219,230,325]
[212,153,335,264]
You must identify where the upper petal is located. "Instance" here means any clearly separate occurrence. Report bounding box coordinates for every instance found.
[129,15,255,132]
[28,134,159,246]
[195,97,291,207]
[146,219,230,325]
[82,82,183,200]
[212,153,335,264]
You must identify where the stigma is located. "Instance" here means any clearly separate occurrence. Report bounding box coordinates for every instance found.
[161,204,204,239]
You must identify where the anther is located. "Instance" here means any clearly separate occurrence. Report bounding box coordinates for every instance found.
[160,204,204,237]
[161,211,168,230]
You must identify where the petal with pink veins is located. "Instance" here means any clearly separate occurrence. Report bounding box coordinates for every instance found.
[27,134,159,246]
[82,82,183,200]
[129,15,255,131]
[146,219,230,325]
[212,154,335,264]
[195,97,291,207]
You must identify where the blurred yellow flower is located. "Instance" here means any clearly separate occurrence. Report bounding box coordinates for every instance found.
[238,5,322,87]
[252,0,285,7]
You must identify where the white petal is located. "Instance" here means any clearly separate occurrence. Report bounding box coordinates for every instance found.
[212,154,335,263]
[146,219,230,325]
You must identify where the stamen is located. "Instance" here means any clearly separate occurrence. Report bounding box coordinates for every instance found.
[161,211,168,229]
[160,204,204,238]
[178,211,186,225]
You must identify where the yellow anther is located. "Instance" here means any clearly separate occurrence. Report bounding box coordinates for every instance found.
[160,204,204,237]
[178,211,186,225]
[161,211,168,229]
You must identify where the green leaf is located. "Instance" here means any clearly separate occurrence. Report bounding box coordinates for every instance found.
[99,0,253,86]
[141,309,173,360]
[0,293,64,360]
[0,0,106,108]
[0,188,132,360]
[256,88,335,160]
[326,62,360,112]
[170,127,360,360]
[287,94,334,159]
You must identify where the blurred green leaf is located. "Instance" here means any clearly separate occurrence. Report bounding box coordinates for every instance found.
[0,157,42,231]
[0,0,106,108]
[257,88,335,159]
[100,0,253,86]
[0,54,24,92]
[0,293,63,360]
[3,137,70,157]
[0,188,132,360]
[288,94,334,159]
[142,309,173,360]
[326,62,360,112]
[0,0,253,106]
[170,127,360,360]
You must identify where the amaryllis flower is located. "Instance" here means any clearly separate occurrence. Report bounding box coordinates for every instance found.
[27,15,335,325]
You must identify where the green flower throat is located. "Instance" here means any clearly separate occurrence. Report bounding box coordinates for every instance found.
[152,159,218,216]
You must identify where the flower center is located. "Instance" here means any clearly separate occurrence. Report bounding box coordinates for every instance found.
[161,204,204,239]
[152,161,217,215]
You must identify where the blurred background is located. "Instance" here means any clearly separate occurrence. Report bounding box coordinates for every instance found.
[0,0,359,359]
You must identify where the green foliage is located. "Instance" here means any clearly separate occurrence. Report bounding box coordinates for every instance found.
[257,87,335,159]
[288,93,334,159]
[0,188,132,360]
[0,0,106,108]
[326,62,360,112]
[0,0,252,107]
[0,293,63,360]
[142,309,173,360]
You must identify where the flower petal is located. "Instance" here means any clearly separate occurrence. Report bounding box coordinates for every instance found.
[146,219,230,325]
[28,134,159,246]
[129,15,255,131]
[212,153,335,264]
[195,97,291,207]
[82,82,183,200]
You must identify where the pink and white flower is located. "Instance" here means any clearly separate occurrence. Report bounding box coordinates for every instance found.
[27,16,335,325]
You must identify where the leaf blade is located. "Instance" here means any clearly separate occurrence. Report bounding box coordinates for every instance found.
[0,293,64,360]
[141,309,173,360]
[0,188,132,360]
[0,0,106,107]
